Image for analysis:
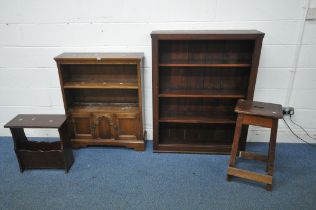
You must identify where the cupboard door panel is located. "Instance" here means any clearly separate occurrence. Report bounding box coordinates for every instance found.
[71,113,94,139]
[94,113,116,140]
[115,113,139,140]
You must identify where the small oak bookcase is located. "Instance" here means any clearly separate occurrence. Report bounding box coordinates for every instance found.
[55,53,145,151]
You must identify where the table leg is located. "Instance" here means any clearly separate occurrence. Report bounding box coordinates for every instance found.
[10,128,27,172]
[58,121,74,173]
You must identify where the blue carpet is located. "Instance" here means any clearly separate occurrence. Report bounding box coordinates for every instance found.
[0,137,316,210]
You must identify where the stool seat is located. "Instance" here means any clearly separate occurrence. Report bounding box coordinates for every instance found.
[235,100,283,119]
[227,100,283,191]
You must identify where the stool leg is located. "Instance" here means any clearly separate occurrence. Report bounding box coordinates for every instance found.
[266,119,278,191]
[10,128,27,172]
[229,114,244,167]
[227,114,243,181]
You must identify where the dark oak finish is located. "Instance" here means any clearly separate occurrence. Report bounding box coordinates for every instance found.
[227,99,283,191]
[55,53,145,151]
[235,100,283,119]
[151,30,264,35]
[4,114,68,128]
[4,114,74,172]
[151,30,264,153]
[159,64,251,67]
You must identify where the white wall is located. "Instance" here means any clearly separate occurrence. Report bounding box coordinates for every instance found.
[0,0,315,141]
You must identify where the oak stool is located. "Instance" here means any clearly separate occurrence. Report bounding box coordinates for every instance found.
[227,100,283,190]
[4,114,74,173]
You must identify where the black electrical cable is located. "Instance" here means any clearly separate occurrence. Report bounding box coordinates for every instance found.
[282,117,316,147]
[289,115,316,141]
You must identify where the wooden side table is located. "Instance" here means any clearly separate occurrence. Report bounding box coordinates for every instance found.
[227,100,283,190]
[4,114,74,173]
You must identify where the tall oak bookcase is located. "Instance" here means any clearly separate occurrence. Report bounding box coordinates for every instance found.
[151,30,264,154]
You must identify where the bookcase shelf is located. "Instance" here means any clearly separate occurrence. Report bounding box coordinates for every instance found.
[63,81,138,89]
[68,103,139,113]
[159,115,236,124]
[151,30,264,154]
[159,90,246,98]
[159,64,251,68]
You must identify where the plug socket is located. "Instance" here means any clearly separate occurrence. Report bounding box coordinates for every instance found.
[282,106,294,115]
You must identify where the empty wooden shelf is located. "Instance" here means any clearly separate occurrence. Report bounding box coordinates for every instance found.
[159,90,246,98]
[55,53,145,151]
[151,30,264,154]
[159,64,251,67]
[63,81,138,89]
[159,116,236,124]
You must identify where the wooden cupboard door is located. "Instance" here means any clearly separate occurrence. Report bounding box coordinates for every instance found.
[115,113,139,140]
[94,113,116,140]
[71,113,94,139]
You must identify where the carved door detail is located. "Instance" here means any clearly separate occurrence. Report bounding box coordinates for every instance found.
[94,113,117,140]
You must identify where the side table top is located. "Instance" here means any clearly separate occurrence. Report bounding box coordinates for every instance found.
[4,114,67,128]
[235,100,283,119]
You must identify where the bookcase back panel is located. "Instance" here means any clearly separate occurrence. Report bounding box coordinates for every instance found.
[159,40,254,64]
[159,123,235,145]
[159,98,238,118]
[159,67,250,92]
[65,89,138,105]
[61,64,138,83]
